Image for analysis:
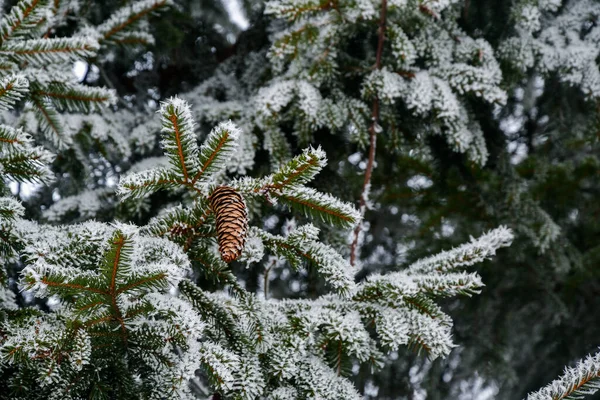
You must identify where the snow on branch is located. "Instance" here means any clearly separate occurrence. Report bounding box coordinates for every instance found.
[256,225,356,294]
[276,186,361,229]
[159,96,202,182]
[0,37,99,65]
[32,82,117,113]
[143,199,214,240]
[0,124,54,182]
[0,197,24,221]
[500,0,600,99]
[193,120,241,184]
[526,351,600,400]
[269,146,327,189]
[0,0,49,44]
[96,0,173,43]
[28,95,72,150]
[0,73,28,110]
[407,226,514,275]
[117,167,181,200]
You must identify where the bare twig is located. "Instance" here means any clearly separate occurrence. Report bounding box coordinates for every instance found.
[350,0,388,266]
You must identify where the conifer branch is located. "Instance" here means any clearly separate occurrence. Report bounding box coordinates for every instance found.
[112,31,155,47]
[108,234,130,341]
[143,200,214,240]
[0,197,25,221]
[267,146,327,190]
[159,97,201,182]
[0,125,54,183]
[117,168,188,199]
[407,226,514,274]
[191,252,237,285]
[191,120,241,184]
[0,0,48,44]
[30,94,71,150]
[97,0,172,43]
[350,0,388,266]
[526,351,600,400]
[0,37,99,65]
[277,186,361,228]
[257,225,356,294]
[33,82,117,113]
[0,73,28,110]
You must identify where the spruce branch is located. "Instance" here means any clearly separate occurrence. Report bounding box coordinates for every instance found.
[0,125,54,183]
[118,99,241,199]
[111,31,156,47]
[192,120,241,184]
[188,244,239,287]
[268,146,327,190]
[407,225,514,275]
[96,0,173,44]
[159,96,202,183]
[526,351,600,400]
[179,279,245,344]
[32,82,117,113]
[276,186,361,229]
[117,167,184,199]
[0,0,49,44]
[0,197,25,221]
[29,95,72,150]
[0,73,29,110]
[256,225,356,294]
[143,199,214,241]
[0,37,99,65]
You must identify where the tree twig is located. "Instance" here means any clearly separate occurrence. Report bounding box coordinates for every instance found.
[350,0,388,266]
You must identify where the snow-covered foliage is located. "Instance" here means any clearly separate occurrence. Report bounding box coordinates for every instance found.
[526,350,600,400]
[500,0,600,98]
[0,0,171,157]
[0,97,512,398]
[180,0,507,173]
[3,0,596,398]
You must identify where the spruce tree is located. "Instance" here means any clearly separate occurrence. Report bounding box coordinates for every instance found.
[0,0,599,399]
[1,87,513,397]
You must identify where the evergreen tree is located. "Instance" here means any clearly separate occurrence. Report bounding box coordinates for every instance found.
[0,0,598,399]
[1,90,513,397]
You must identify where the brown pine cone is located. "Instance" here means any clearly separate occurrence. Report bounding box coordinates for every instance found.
[209,186,248,263]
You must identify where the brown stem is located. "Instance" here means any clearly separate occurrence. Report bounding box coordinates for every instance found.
[350,0,388,266]
[109,236,128,344]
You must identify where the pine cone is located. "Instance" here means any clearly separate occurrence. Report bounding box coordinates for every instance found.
[209,186,248,263]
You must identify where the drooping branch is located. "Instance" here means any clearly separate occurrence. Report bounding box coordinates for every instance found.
[350,0,388,266]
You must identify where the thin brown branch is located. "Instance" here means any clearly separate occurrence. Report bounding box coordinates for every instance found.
[1,0,40,42]
[350,0,388,266]
[40,278,108,295]
[34,90,112,103]
[102,0,167,41]
[281,194,354,223]
[109,236,128,343]
[115,273,166,294]
[169,112,189,182]
[191,132,230,184]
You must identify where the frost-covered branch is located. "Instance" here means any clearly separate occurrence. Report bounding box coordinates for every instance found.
[526,351,600,400]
